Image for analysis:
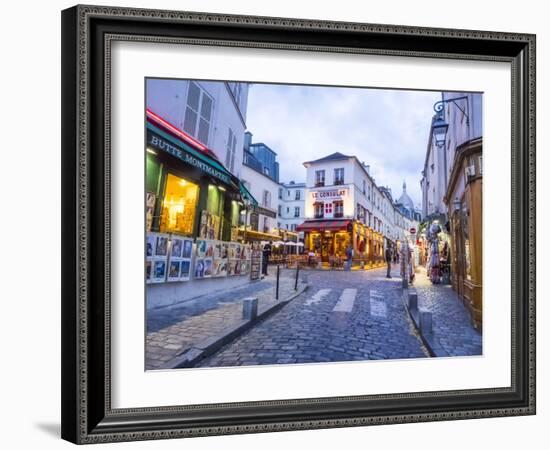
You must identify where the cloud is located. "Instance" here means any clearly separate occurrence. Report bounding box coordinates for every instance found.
[245,83,441,207]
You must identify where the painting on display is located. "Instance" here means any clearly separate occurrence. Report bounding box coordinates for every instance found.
[166,236,193,282]
[146,232,170,283]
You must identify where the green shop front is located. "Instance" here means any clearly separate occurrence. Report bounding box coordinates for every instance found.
[145,117,260,310]
[146,122,244,242]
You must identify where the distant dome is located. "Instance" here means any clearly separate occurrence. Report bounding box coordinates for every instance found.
[397,180,414,210]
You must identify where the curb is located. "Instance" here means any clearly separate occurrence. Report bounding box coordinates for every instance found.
[167,283,310,369]
[401,285,447,358]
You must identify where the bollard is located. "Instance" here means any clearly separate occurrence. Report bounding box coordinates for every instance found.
[242,297,258,320]
[294,265,300,291]
[419,310,433,334]
[408,290,418,312]
[276,265,280,300]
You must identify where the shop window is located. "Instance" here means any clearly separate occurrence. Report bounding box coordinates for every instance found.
[462,206,472,281]
[250,213,259,231]
[160,174,199,236]
[183,81,213,146]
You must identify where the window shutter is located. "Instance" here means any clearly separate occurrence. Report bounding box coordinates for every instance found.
[183,82,200,136]
[230,133,237,172]
[225,129,233,167]
[197,93,212,144]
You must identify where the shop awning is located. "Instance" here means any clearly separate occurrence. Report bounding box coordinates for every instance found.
[239,182,259,207]
[238,229,280,241]
[296,220,351,232]
[147,122,235,186]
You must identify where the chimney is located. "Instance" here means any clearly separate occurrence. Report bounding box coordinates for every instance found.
[362,162,370,174]
[244,131,253,151]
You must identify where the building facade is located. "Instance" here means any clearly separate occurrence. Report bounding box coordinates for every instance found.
[442,92,483,329]
[144,80,257,308]
[147,79,249,179]
[246,140,280,182]
[421,91,483,329]
[240,153,280,242]
[297,152,416,265]
[278,181,306,233]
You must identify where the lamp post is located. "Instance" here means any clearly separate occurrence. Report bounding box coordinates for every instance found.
[431,113,449,195]
[431,95,470,218]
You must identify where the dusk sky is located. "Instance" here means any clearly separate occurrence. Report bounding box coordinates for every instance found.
[245,83,442,208]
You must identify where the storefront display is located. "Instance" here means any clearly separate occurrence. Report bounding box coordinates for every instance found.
[199,210,221,240]
[159,174,199,236]
[146,192,156,232]
[145,110,257,287]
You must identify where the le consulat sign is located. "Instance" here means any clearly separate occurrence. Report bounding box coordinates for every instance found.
[310,188,348,200]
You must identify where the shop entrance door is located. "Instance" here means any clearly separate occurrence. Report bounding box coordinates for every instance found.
[454,219,465,298]
[321,232,333,263]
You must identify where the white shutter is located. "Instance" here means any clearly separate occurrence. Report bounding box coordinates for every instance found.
[229,133,237,172]
[225,129,233,167]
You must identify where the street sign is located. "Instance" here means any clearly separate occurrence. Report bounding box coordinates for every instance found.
[410,227,416,234]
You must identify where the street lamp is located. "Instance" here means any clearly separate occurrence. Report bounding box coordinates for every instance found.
[432,115,449,148]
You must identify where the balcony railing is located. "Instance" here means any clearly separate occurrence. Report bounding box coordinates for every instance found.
[334,212,344,218]
[334,179,345,185]
[314,213,324,219]
[315,181,325,187]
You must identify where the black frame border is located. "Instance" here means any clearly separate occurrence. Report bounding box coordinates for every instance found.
[61,4,536,444]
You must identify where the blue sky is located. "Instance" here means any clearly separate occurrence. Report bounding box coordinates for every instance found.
[245,83,442,208]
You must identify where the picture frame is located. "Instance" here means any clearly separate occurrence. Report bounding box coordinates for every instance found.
[61,4,536,444]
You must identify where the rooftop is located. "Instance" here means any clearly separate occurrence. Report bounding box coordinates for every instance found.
[303,152,351,165]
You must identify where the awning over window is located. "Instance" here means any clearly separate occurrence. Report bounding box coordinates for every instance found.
[296,220,351,232]
[146,118,258,207]
[239,182,259,207]
[147,122,235,186]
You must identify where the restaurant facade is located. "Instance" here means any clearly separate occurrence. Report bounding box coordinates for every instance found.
[298,152,416,267]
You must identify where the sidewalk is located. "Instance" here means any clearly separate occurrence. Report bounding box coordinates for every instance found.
[412,267,482,357]
[146,268,307,370]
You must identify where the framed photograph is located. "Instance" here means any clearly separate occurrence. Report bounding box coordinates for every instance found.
[61,5,535,445]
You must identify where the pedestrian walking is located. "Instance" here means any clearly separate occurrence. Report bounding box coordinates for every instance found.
[262,241,272,276]
[385,246,392,278]
[345,245,353,271]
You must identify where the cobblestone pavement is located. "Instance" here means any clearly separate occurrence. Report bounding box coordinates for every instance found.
[197,266,429,368]
[146,270,304,370]
[414,267,482,357]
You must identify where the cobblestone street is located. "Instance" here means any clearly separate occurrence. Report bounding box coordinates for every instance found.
[197,266,429,367]
[146,270,306,369]
[414,267,482,357]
